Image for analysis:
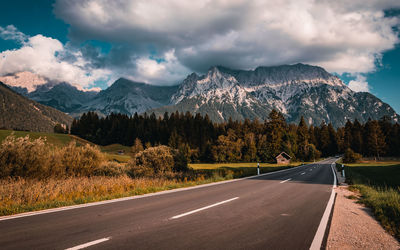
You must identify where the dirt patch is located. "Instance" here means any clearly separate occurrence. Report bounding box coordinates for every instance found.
[327,186,400,250]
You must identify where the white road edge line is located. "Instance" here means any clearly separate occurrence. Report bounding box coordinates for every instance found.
[171,197,239,219]
[280,178,292,183]
[0,163,314,221]
[309,159,338,250]
[65,237,111,250]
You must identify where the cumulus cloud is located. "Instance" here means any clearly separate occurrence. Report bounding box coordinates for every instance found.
[132,49,190,85]
[348,75,370,92]
[53,0,400,82]
[0,25,112,90]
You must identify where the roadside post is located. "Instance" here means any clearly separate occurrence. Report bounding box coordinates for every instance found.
[257,163,260,175]
[341,164,345,178]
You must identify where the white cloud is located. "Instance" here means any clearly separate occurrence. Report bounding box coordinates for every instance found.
[0,26,113,90]
[54,0,400,80]
[0,25,28,43]
[348,75,370,92]
[131,49,190,85]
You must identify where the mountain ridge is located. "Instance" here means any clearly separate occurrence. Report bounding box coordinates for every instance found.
[1,64,398,127]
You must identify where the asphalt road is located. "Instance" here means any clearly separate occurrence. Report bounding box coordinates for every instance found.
[0,158,337,250]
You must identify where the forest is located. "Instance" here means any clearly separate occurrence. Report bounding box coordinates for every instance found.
[70,110,400,163]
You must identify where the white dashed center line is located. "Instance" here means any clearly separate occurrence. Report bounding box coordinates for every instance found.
[171,197,239,219]
[280,178,292,183]
[65,237,111,250]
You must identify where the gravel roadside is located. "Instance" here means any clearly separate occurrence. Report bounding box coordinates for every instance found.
[327,186,400,250]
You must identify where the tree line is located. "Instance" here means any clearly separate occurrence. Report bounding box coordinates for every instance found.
[70,110,400,163]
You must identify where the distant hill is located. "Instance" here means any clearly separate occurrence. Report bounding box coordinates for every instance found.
[0,82,73,132]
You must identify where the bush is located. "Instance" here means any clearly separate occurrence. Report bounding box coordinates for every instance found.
[128,165,154,178]
[0,135,51,178]
[128,145,175,176]
[93,161,127,177]
[0,135,113,178]
[56,142,105,177]
[343,148,362,163]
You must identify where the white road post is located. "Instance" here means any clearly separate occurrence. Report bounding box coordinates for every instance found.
[257,162,260,175]
[341,164,344,178]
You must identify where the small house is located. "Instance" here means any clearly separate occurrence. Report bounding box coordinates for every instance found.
[117,150,125,155]
[276,152,291,164]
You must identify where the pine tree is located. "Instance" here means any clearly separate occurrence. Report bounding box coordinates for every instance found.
[243,133,257,162]
[296,116,309,160]
[351,119,363,154]
[265,110,286,161]
[364,119,386,159]
[131,138,144,155]
[343,120,353,150]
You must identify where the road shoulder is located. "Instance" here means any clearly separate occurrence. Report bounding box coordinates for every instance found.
[327,186,400,249]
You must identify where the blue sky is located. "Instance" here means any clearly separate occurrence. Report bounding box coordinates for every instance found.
[0,0,399,113]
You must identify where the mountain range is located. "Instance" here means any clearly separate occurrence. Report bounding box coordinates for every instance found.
[1,63,398,128]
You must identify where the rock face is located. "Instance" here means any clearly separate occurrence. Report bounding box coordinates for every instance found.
[0,82,72,132]
[153,64,398,127]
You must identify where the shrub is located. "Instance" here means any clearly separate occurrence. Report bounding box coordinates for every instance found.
[93,161,127,177]
[128,145,175,176]
[343,148,362,163]
[0,135,111,178]
[57,142,105,177]
[128,165,154,178]
[0,135,51,178]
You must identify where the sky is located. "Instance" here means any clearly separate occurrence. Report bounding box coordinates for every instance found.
[0,0,399,112]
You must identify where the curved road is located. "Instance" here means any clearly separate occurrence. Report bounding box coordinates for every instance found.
[0,158,337,250]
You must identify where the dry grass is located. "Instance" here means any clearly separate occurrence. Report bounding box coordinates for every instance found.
[0,174,235,216]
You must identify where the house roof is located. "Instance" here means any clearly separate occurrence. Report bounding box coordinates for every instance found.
[276,152,291,160]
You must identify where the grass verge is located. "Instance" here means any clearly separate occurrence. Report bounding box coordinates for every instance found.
[344,162,400,239]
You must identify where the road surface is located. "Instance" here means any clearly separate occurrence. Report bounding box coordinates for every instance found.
[0,158,337,250]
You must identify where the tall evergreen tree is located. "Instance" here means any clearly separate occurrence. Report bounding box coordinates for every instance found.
[364,119,386,159]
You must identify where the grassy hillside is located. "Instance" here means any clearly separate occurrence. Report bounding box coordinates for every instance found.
[0,82,72,132]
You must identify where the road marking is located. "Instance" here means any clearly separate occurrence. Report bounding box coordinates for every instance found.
[300,172,305,175]
[280,178,292,183]
[65,237,111,250]
[310,159,339,250]
[171,197,239,219]
[309,169,313,171]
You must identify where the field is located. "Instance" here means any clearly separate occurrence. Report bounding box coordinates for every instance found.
[343,161,400,239]
[190,162,305,176]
